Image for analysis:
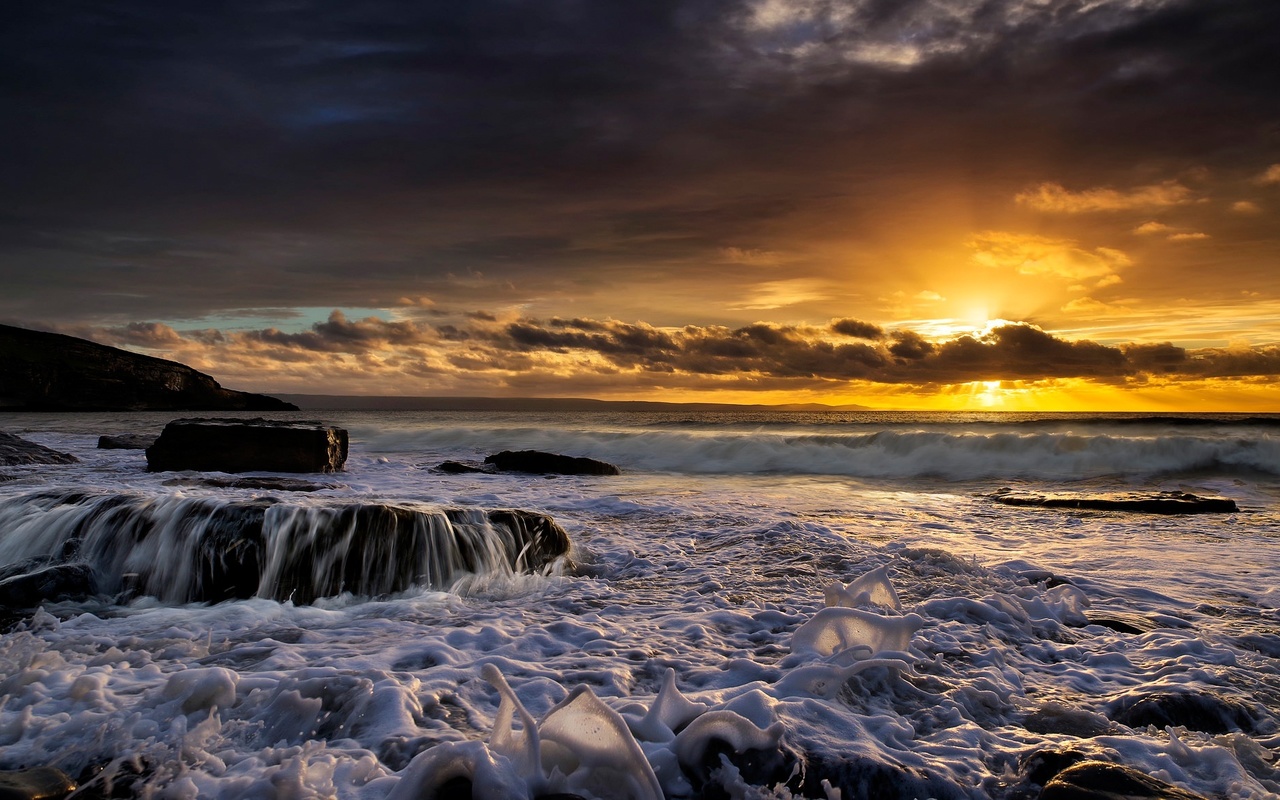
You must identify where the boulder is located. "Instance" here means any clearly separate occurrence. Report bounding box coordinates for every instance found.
[1109,691,1262,734]
[0,490,572,605]
[0,323,296,412]
[146,418,348,473]
[1040,761,1208,800]
[97,433,155,450]
[0,562,98,609]
[483,450,620,476]
[989,489,1237,514]
[435,460,491,474]
[0,766,76,800]
[0,431,78,466]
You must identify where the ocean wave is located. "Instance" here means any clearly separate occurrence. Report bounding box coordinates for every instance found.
[354,424,1280,480]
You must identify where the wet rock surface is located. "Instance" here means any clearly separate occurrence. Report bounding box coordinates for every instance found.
[482,449,621,476]
[0,766,77,800]
[0,562,98,610]
[0,431,78,466]
[989,489,1238,514]
[96,433,155,450]
[1040,760,1209,799]
[146,418,349,474]
[0,491,571,606]
[1109,691,1263,734]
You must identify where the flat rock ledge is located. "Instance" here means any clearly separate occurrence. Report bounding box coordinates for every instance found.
[0,431,78,466]
[146,418,348,474]
[97,433,155,450]
[436,450,621,476]
[990,489,1238,514]
[488,449,620,475]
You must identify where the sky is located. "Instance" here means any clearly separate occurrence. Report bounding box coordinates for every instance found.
[3,0,1279,410]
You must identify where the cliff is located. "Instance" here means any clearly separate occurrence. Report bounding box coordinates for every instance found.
[0,324,297,412]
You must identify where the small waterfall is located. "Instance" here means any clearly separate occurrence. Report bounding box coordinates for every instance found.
[0,491,571,605]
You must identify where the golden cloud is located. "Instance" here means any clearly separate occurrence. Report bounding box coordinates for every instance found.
[1016,181,1193,213]
[1256,164,1280,185]
[968,232,1131,280]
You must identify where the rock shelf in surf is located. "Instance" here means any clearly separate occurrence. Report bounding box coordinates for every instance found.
[0,430,78,466]
[436,450,621,476]
[146,418,349,474]
[989,489,1239,514]
[0,491,571,608]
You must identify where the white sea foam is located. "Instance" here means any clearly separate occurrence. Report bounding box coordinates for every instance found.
[0,411,1277,799]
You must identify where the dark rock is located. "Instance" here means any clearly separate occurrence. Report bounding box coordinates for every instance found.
[97,433,155,450]
[484,450,620,476]
[1041,760,1208,799]
[0,766,76,800]
[161,476,337,492]
[0,563,98,609]
[0,323,296,412]
[989,490,1237,514]
[1109,691,1262,734]
[785,751,969,800]
[1085,614,1155,635]
[434,460,492,474]
[1025,705,1116,738]
[0,490,571,605]
[1019,745,1094,787]
[146,418,348,473]
[0,431,78,466]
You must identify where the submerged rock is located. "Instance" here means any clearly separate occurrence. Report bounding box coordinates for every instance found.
[484,450,621,476]
[1109,691,1263,734]
[0,562,99,610]
[0,491,571,605]
[146,418,348,474]
[97,433,155,450]
[1040,760,1208,800]
[0,766,76,800]
[0,431,78,466]
[1024,704,1116,738]
[435,460,492,474]
[989,489,1238,514]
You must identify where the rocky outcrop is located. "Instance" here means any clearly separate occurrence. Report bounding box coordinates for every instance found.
[146,418,348,473]
[0,323,296,411]
[990,489,1238,514]
[97,433,155,450]
[0,430,78,465]
[0,491,572,606]
[0,562,98,609]
[1040,761,1208,800]
[482,450,621,476]
[1109,691,1263,734]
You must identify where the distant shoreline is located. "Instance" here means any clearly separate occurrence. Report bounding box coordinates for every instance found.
[273,394,872,412]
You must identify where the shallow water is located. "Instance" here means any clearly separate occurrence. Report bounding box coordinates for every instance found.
[0,411,1277,798]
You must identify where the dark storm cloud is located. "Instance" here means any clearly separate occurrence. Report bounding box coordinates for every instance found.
[4,0,1280,322]
[243,311,437,353]
[390,316,1270,385]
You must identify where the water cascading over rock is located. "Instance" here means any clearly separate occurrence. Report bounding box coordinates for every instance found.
[0,491,571,607]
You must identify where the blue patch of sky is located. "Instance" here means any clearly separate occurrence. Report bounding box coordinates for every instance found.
[159,307,393,334]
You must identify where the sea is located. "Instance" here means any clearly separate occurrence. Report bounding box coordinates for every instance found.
[0,409,1277,799]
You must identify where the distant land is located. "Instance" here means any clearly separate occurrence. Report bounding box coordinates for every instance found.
[0,324,297,412]
[276,394,872,413]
